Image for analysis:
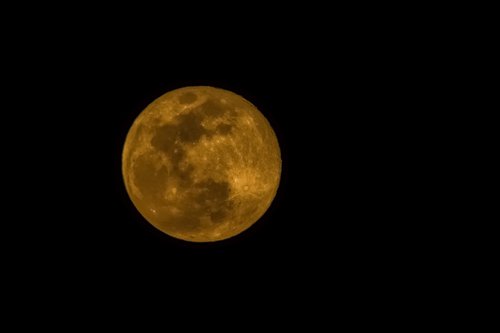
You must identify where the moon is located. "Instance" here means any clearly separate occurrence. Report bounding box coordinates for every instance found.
[122,86,281,242]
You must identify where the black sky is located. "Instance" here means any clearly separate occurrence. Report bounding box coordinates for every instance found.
[0,5,451,327]
[20,68,402,283]
[2,21,428,317]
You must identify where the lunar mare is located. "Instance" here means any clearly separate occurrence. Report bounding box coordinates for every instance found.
[122,86,281,242]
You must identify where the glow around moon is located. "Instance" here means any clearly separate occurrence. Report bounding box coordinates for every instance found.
[122,86,281,242]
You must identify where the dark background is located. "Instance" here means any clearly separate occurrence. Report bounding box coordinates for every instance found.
[15,62,412,290]
[3,11,432,320]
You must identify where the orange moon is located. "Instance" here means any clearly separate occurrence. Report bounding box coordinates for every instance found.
[122,86,281,242]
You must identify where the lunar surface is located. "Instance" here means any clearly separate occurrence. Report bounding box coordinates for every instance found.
[122,86,281,242]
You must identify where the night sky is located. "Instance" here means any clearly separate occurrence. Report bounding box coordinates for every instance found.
[0,6,443,327]
[6,30,420,315]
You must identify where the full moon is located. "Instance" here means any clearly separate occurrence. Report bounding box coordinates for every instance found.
[122,86,281,242]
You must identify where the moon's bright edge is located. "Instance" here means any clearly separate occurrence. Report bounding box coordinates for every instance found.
[122,86,281,242]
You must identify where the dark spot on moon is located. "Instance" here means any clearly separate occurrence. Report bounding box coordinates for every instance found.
[161,213,202,233]
[160,179,233,232]
[178,92,197,104]
[176,112,208,143]
[216,123,233,135]
[171,148,186,167]
[195,179,230,204]
[133,157,167,199]
[197,98,228,117]
[193,179,233,224]
[210,209,228,223]
[151,111,210,148]
[150,124,178,153]
[176,164,194,185]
